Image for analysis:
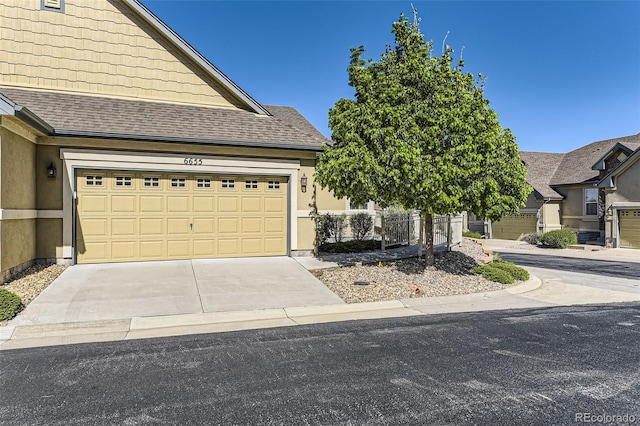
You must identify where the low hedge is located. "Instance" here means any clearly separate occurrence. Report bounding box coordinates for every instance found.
[490,260,530,281]
[463,231,482,239]
[319,239,381,254]
[0,288,24,321]
[472,264,514,284]
[540,229,577,248]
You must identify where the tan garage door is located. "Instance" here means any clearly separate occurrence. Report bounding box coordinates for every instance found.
[620,210,640,249]
[76,170,288,263]
[492,213,537,240]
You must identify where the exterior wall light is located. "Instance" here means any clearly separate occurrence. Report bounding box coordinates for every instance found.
[300,173,308,193]
[47,162,57,178]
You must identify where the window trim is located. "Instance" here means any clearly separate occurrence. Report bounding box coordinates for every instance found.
[584,188,598,216]
[169,176,187,189]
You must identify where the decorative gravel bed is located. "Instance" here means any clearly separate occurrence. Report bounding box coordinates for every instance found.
[313,239,518,303]
[0,264,67,325]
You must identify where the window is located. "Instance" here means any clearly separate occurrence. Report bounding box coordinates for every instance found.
[143,177,159,187]
[585,188,598,216]
[86,175,103,186]
[245,180,258,189]
[170,177,186,188]
[349,201,368,210]
[115,176,132,187]
[221,179,235,189]
[196,178,211,188]
[267,180,280,190]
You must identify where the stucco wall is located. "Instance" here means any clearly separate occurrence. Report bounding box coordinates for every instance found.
[607,161,640,205]
[36,218,64,260]
[1,127,36,209]
[0,219,36,277]
[542,201,562,232]
[36,145,63,210]
[0,0,245,109]
[296,159,346,212]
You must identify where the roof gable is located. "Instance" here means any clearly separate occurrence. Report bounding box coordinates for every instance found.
[591,142,636,171]
[0,0,266,113]
[598,145,640,188]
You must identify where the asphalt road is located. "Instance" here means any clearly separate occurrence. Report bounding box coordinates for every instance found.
[2,304,639,425]
[495,251,640,280]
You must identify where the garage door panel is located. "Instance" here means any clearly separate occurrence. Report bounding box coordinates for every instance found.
[111,218,136,236]
[167,240,190,257]
[219,197,238,212]
[79,195,107,213]
[493,214,537,240]
[80,218,108,237]
[265,217,284,233]
[140,196,163,213]
[241,238,262,255]
[218,239,239,256]
[193,197,215,213]
[264,197,285,213]
[620,210,640,249]
[167,218,189,235]
[140,240,163,258]
[193,218,215,234]
[167,196,189,212]
[193,239,215,257]
[111,241,137,260]
[219,218,238,233]
[77,171,288,263]
[140,218,164,236]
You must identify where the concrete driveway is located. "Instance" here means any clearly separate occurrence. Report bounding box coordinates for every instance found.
[10,257,344,326]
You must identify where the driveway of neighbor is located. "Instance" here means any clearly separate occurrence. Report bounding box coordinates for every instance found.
[9,257,344,326]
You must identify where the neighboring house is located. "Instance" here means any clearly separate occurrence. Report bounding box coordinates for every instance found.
[480,133,640,248]
[0,0,363,280]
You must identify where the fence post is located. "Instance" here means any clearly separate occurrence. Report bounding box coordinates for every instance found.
[446,214,452,251]
[381,215,386,252]
[407,213,411,245]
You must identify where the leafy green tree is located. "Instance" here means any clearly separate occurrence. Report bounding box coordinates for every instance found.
[315,13,531,265]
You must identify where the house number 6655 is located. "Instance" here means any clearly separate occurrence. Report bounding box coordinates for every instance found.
[183,157,203,166]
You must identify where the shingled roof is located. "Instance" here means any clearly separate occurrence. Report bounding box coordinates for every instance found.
[520,152,565,199]
[549,133,640,185]
[0,87,329,151]
[520,133,640,198]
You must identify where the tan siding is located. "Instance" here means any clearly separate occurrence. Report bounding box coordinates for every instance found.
[36,218,63,259]
[1,0,245,109]
[0,127,36,209]
[297,216,316,251]
[1,219,36,274]
[613,161,640,203]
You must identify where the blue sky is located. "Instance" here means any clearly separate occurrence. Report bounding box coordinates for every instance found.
[143,1,639,153]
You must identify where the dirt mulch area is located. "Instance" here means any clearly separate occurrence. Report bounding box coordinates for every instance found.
[312,239,517,303]
[1,264,68,326]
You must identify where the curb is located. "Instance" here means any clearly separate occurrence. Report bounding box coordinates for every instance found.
[0,276,543,351]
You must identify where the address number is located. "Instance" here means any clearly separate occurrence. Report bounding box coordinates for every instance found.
[183,157,203,166]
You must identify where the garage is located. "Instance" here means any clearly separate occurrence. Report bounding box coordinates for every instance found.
[75,170,288,263]
[619,210,640,249]
[492,213,537,240]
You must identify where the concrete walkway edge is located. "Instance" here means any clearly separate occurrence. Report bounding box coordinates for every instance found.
[0,276,544,350]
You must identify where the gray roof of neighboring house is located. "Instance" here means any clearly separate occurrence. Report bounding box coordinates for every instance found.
[0,88,329,151]
[520,133,640,198]
[520,151,565,199]
[549,133,640,185]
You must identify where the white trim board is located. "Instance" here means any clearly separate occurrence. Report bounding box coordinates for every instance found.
[0,209,64,220]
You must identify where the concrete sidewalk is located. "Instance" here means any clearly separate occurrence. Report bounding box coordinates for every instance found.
[4,272,639,351]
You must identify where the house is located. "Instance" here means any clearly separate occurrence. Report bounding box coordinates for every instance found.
[0,0,362,280]
[481,133,640,248]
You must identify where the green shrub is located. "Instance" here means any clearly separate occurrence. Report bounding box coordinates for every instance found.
[0,288,24,321]
[490,260,530,281]
[540,229,578,248]
[316,213,348,244]
[349,213,373,240]
[522,233,542,245]
[319,240,381,253]
[463,231,482,238]
[472,264,515,284]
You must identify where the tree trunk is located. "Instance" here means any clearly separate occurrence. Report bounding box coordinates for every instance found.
[424,213,434,266]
